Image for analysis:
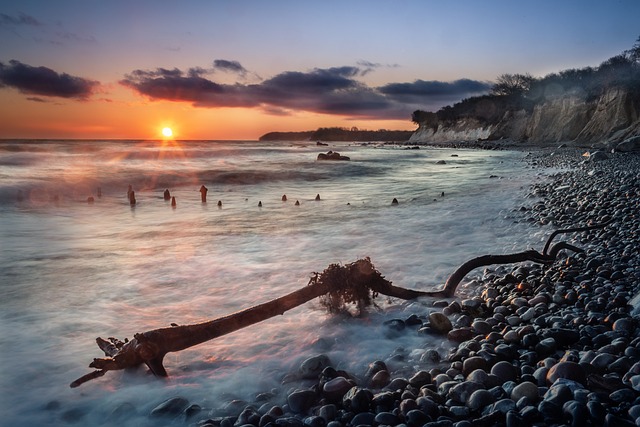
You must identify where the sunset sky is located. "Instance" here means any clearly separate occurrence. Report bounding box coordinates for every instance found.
[0,0,638,140]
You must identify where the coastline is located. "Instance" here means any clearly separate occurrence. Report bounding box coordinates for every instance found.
[129,148,640,426]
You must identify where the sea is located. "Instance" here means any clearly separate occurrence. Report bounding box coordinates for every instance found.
[0,139,552,426]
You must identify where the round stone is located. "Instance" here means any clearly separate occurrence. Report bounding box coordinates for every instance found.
[429,312,453,334]
[510,381,539,402]
[466,389,495,411]
[491,361,518,382]
[462,356,488,376]
[546,362,586,386]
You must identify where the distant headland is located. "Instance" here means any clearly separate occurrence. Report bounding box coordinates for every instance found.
[259,127,413,142]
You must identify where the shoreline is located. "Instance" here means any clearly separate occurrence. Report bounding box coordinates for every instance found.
[132,149,640,426]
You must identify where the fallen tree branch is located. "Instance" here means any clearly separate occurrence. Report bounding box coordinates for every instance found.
[71,222,611,387]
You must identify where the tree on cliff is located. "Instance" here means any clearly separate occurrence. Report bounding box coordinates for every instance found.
[490,73,534,96]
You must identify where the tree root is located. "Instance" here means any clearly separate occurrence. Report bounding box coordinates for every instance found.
[70,220,611,387]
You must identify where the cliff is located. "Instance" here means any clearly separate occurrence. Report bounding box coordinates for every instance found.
[410,87,640,148]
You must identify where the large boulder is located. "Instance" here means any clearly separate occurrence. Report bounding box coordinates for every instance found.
[317,151,350,161]
[614,135,640,152]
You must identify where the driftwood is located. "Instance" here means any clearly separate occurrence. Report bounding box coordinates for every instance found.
[71,221,610,387]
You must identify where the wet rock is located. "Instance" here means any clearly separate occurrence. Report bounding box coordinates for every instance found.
[150,397,189,418]
[323,377,353,401]
[466,389,495,411]
[491,361,518,382]
[546,362,586,386]
[342,387,373,413]
[449,381,485,403]
[429,312,453,334]
[299,354,331,379]
[510,381,539,403]
[288,389,318,414]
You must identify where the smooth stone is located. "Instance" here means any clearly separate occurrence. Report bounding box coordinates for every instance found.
[609,388,636,403]
[449,405,470,417]
[546,362,586,386]
[466,389,495,411]
[491,361,518,382]
[429,312,453,334]
[374,411,400,425]
[349,412,375,426]
[288,389,318,413]
[323,377,353,401]
[299,354,331,379]
[318,404,337,422]
[472,320,492,335]
[604,413,635,427]
[449,381,485,403]
[150,397,189,418]
[562,400,588,426]
[538,400,562,421]
[409,370,432,388]
[369,370,390,388]
[406,409,430,426]
[510,381,539,403]
[466,369,490,387]
[342,387,373,413]
[491,398,516,414]
[544,384,572,406]
[462,357,488,376]
[448,328,475,343]
[303,416,326,427]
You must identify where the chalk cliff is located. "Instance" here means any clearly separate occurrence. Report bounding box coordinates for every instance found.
[410,87,640,147]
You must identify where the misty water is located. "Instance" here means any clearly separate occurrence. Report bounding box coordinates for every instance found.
[0,140,550,425]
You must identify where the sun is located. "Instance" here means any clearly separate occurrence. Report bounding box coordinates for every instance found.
[161,127,173,137]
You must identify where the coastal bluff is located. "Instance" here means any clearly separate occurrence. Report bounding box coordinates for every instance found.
[410,87,640,148]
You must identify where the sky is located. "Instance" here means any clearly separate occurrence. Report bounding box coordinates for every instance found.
[0,0,638,140]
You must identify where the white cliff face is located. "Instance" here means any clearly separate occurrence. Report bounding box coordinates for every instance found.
[410,88,640,146]
[408,118,494,143]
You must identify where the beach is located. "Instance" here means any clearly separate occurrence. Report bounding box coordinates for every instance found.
[184,148,640,427]
[1,141,639,426]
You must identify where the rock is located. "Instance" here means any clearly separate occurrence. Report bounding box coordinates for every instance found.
[614,135,640,152]
[510,381,539,403]
[466,389,495,411]
[323,377,353,401]
[369,370,390,388]
[449,381,485,403]
[429,312,453,334]
[317,151,350,161]
[288,389,317,413]
[342,387,373,413]
[448,328,475,343]
[490,361,518,382]
[589,151,608,162]
[150,397,189,418]
[299,354,331,379]
[546,362,586,386]
[462,356,488,376]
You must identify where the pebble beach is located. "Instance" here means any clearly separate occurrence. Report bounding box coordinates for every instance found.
[129,148,640,427]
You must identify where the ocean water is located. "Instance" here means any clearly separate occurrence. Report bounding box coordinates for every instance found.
[0,139,548,426]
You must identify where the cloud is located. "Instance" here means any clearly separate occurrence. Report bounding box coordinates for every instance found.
[0,12,42,26]
[120,64,491,120]
[213,59,248,75]
[379,79,492,103]
[0,60,99,99]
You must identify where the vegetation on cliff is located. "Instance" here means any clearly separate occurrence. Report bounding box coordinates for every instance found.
[412,36,640,130]
[259,127,413,142]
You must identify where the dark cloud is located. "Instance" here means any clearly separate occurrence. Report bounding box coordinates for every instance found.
[0,60,99,99]
[213,59,248,75]
[0,12,42,26]
[120,64,491,120]
[379,79,491,103]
